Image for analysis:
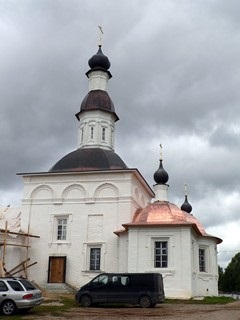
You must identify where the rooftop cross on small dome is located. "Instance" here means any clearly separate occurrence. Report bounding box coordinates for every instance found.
[159,143,163,161]
[153,144,169,185]
[87,28,111,72]
[98,25,104,47]
[181,182,192,213]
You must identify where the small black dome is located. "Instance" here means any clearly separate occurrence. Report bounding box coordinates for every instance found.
[181,196,192,213]
[88,46,111,70]
[49,148,127,172]
[154,160,169,185]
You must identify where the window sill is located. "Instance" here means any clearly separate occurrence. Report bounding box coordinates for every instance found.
[48,241,72,247]
[82,270,103,274]
[197,272,213,281]
[147,268,175,277]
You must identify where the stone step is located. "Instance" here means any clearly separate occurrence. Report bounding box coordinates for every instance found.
[44,283,76,293]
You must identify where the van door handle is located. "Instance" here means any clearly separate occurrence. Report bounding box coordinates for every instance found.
[2,294,7,297]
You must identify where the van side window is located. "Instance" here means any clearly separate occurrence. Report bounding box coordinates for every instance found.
[120,276,130,286]
[111,276,130,286]
[112,276,119,284]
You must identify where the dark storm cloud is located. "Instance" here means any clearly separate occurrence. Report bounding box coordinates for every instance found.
[1,0,240,267]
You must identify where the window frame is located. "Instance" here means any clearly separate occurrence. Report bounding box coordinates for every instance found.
[89,247,101,271]
[199,247,207,272]
[90,126,94,140]
[82,243,106,273]
[49,213,72,245]
[81,128,84,142]
[110,128,114,147]
[154,240,168,268]
[57,218,67,241]
[101,127,106,141]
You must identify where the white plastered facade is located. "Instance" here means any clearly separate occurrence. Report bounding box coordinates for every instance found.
[117,226,219,298]
[18,170,153,289]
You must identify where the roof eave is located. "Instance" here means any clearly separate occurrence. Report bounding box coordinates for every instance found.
[122,222,203,237]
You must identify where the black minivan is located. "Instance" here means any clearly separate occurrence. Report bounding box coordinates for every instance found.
[75,273,165,308]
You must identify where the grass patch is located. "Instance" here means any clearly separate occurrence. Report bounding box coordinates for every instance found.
[31,296,77,314]
[199,296,236,304]
[165,296,236,304]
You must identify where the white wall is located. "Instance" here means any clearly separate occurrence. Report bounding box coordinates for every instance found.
[19,170,153,288]
[118,226,219,299]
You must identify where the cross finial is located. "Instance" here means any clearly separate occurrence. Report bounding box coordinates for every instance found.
[184,182,188,196]
[159,144,163,161]
[98,25,104,47]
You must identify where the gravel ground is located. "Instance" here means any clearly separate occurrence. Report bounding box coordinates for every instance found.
[23,300,240,320]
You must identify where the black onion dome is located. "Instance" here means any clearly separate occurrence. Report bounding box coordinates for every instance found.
[49,148,127,172]
[181,195,192,213]
[88,46,111,70]
[154,160,169,185]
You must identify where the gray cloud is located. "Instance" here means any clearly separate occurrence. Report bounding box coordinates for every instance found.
[1,0,240,267]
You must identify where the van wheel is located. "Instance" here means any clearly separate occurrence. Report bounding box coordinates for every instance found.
[80,294,92,307]
[139,295,152,308]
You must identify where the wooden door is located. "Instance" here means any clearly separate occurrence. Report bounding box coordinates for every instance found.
[48,257,66,283]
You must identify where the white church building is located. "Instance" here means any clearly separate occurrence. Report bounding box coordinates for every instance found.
[1,45,222,299]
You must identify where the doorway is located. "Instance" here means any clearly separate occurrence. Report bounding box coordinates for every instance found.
[48,256,66,283]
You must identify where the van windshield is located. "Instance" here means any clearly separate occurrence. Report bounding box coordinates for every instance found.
[92,274,108,286]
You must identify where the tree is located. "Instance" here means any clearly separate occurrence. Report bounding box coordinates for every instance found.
[222,252,240,292]
[218,265,224,292]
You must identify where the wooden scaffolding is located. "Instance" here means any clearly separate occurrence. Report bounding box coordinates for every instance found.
[0,221,40,278]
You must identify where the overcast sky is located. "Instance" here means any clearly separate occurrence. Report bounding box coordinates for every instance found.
[1,0,240,268]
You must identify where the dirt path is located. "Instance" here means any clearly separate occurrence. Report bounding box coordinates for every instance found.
[24,300,240,320]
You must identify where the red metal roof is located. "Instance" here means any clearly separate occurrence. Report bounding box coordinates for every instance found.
[118,201,222,244]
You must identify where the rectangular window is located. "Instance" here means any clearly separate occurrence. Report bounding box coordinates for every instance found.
[81,128,84,142]
[102,127,106,141]
[57,218,67,240]
[154,241,168,268]
[90,248,101,270]
[90,127,94,139]
[199,248,206,272]
[111,129,114,147]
